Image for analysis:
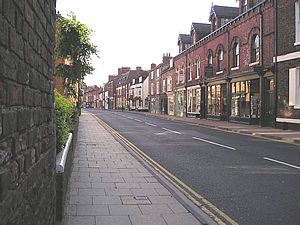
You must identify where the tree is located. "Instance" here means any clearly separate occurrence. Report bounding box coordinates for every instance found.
[55,12,98,98]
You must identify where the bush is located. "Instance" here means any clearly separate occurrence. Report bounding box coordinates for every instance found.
[55,90,79,154]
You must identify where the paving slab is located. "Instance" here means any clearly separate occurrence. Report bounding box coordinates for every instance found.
[63,112,205,225]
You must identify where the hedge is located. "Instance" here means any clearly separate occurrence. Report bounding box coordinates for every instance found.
[55,90,79,154]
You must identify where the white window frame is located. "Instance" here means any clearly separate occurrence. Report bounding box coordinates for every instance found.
[295,2,300,45]
[157,68,160,78]
[163,79,166,92]
[151,83,154,95]
[139,76,142,83]
[289,68,300,108]
[151,71,154,79]
[189,64,192,81]
[156,81,160,94]
[196,60,200,78]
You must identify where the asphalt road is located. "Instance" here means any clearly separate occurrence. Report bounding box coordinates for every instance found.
[87,109,300,225]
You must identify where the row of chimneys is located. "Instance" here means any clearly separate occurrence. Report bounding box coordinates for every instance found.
[117,53,172,75]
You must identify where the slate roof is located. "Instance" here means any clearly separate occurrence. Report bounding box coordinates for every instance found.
[191,23,211,34]
[178,34,191,45]
[210,5,239,21]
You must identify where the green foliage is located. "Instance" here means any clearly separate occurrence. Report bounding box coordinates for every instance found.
[55,90,79,154]
[55,12,98,97]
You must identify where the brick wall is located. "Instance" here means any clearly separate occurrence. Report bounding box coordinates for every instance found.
[0,0,57,225]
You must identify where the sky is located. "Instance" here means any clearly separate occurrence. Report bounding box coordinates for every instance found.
[56,0,239,87]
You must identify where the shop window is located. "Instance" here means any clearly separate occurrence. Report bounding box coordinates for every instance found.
[251,35,260,63]
[217,50,223,72]
[231,80,259,118]
[207,84,226,116]
[187,88,201,114]
[233,43,239,68]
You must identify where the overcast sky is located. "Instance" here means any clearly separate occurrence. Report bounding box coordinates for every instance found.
[56,0,239,86]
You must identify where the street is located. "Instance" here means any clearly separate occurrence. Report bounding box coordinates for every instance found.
[88,109,300,225]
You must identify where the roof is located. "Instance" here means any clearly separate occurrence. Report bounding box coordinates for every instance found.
[191,23,211,34]
[209,5,239,21]
[178,34,191,45]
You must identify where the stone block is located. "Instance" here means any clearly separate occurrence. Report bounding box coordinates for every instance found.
[2,0,14,26]
[0,139,12,165]
[3,110,17,135]
[0,169,10,201]
[0,15,9,48]
[76,204,109,216]
[0,80,6,105]
[18,62,30,85]
[18,109,31,131]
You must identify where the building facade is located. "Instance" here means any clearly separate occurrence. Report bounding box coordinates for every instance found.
[275,0,300,130]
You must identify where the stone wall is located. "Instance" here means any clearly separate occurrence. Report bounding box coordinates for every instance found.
[0,0,57,224]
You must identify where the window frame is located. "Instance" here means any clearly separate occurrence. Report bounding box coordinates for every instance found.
[217,49,223,72]
[295,2,300,45]
[251,34,260,63]
[233,43,239,68]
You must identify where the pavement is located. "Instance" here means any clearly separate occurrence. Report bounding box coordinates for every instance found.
[64,111,210,225]
[129,111,300,145]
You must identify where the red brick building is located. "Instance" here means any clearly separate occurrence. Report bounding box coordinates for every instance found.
[275,0,300,130]
[171,0,275,126]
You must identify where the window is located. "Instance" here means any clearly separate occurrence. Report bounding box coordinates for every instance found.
[151,71,154,79]
[233,43,239,68]
[151,83,154,95]
[167,78,172,91]
[289,68,300,108]
[196,60,200,78]
[217,50,223,72]
[139,76,142,83]
[208,53,212,66]
[243,0,247,13]
[212,18,217,31]
[295,2,300,44]
[189,63,192,80]
[251,35,259,63]
[156,81,159,94]
[157,68,160,78]
[163,80,166,92]
[132,79,135,85]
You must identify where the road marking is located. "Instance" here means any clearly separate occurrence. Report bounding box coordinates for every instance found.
[162,127,182,135]
[127,117,133,119]
[263,157,300,170]
[134,119,142,122]
[91,114,238,225]
[192,137,236,150]
[145,122,157,127]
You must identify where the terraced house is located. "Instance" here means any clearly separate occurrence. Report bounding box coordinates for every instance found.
[171,0,276,127]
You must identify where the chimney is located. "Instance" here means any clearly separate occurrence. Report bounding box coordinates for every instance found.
[163,53,172,63]
[136,66,141,71]
[151,63,156,70]
[118,67,131,75]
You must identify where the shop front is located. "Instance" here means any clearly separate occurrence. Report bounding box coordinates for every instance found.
[187,86,201,118]
[174,88,186,117]
[207,83,227,120]
[167,92,174,115]
[160,93,168,114]
[229,77,260,124]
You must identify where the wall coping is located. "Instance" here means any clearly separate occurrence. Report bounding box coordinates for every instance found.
[56,133,73,173]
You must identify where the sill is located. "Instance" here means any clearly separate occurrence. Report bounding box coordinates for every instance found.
[249,62,259,67]
[294,42,300,46]
[231,67,239,71]
[195,77,200,80]
[216,71,223,75]
[188,79,192,82]
[294,106,300,109]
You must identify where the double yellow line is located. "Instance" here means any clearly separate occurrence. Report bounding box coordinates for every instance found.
[92,114,238,225]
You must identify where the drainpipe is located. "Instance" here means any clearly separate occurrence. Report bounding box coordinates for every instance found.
[227,28,231,122]
[274,0,278,127]
[185,52,188,117]
[259,6,265,127]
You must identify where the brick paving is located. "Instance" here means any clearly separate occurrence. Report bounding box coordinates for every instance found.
[64,111,203,225]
